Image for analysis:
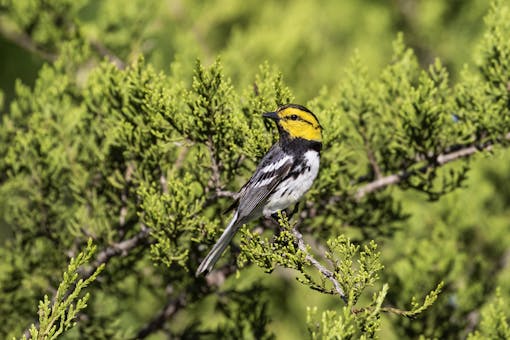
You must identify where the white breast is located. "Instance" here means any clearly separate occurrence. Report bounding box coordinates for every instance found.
[263,150,320,216]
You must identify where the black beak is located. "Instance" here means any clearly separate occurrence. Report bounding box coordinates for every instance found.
[263,111,279,120]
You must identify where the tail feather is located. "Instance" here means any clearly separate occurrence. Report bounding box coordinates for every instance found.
[196,212,240,276]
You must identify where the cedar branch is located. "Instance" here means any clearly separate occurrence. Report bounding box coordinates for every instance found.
[355,133,510,200]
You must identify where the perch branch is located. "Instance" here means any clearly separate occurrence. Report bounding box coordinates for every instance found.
[292,228,347,302]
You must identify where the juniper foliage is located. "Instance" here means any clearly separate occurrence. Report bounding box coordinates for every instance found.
[0,0,510,339]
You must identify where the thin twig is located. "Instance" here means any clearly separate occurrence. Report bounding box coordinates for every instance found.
[352,305,422,318]
[81,226,150,279]
[173,144,190,171]
[134,293,187,339]
[133,262,239,339]
[0,20,126,69]
[89,40,126,69]
[159,174,168,194]
[292,228,347,302]
[206,136,222,193]
[366,147,382,180]
[358,121,382,180]
[215,190,237,198]
[355,133,510,200]
[119,163,134,237]
[0,21,57,62]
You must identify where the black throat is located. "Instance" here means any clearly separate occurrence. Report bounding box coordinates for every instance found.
[279,135,322,154]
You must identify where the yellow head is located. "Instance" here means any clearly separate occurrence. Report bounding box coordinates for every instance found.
[263,104,322,142]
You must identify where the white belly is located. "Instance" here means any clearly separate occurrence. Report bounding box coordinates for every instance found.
[263,150,319,216]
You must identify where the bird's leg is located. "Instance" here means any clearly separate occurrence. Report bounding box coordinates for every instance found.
[271,212,280,224]
[270,204,299,223]
[286,202,300,220]
[270,204,300,236]
[271,213,278,221]
[267,212,280,238]
[271,204,299,227]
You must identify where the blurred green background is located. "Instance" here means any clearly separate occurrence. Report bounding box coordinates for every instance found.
[0,0,489,103]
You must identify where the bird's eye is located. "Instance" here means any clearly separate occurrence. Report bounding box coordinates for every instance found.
[289,114,299,121]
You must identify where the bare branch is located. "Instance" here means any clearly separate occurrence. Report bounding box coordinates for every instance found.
[355,133,510,200]
[292,228,347,302]
[81,226,150,279]
[89,40,126,70]
[134,292,187,339]
[0,21,57,62]
[366,147,383,180]
[0,19,126,69]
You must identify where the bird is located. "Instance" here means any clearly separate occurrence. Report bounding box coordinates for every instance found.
[196,104,323,276]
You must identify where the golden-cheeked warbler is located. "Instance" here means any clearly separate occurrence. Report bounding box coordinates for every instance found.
[196,104,322,276]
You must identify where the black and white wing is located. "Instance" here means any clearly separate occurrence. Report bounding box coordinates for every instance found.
[235,144,293,220]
